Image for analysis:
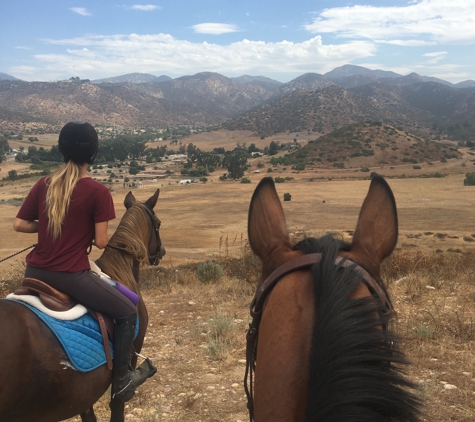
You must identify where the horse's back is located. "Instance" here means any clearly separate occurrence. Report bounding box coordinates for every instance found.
[0,300,110,422]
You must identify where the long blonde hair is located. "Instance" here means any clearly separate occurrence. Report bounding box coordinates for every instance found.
[45,160,81,239]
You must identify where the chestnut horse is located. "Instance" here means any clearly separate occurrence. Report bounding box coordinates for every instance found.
[245,176,421,421]
[0,190,165,422]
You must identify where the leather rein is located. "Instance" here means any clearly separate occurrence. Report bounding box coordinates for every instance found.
[243,253,393,422]
[106,204,162,266]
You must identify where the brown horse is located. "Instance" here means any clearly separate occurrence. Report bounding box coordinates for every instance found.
[0,189,165,422]
[245,176,421,422]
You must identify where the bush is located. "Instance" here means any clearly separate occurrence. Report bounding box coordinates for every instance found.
[413,165,422,169]
[360,167,370,172]
[283,193,291,201]
[274,177,285,183]
[195,261,224,283]
[464,172,475,186]
[267,168,273,173]
[241,177,251,183]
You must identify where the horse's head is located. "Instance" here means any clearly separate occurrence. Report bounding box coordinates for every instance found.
[124,189,166,265]
[248,175,398,283]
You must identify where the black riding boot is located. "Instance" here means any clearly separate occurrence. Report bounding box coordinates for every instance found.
[111,314,157,402]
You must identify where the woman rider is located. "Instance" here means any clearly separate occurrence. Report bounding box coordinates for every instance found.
[13,121,156,402]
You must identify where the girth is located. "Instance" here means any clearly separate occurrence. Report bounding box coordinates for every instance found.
[244,253,393,422]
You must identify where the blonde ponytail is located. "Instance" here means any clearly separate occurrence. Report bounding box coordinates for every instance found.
[45,160,81,239]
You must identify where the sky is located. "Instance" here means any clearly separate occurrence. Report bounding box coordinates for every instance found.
[1,0,474,83]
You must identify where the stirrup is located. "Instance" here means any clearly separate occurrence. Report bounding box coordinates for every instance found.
[111,358,157,402]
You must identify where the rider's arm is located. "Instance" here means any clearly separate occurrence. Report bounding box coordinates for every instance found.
[13,217,38,233]
[93,221,109,249]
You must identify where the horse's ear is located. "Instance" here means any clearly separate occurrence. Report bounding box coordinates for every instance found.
[124,192,136,209]
[248,177,292,262]
[347,175,398,278]
[145,189,160,210]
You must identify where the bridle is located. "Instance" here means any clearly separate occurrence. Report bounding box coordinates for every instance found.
[106,203,163,266]
[243,253,393,422]
[139,204,163,266]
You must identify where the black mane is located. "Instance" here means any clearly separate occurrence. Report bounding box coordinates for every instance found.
[295,234,422,422]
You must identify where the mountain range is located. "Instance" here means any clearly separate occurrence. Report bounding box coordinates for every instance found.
[0,65,474,140]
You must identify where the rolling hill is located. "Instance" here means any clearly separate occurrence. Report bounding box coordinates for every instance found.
[290,122,462,170]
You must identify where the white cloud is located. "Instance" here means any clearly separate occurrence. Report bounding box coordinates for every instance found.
[375,39,436,47]
[131,5,160,11]
[422,51,447,64]
[192,23,240,35]
[70,7,91,17]
[18,34,375,81]
[305,0,475,45]
[423,51,447,58]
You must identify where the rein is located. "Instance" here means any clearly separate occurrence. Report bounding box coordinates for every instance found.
[0,244,37,263]
[244,253,393,422]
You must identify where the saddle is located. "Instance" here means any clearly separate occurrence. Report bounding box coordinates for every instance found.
[14,277,114,370]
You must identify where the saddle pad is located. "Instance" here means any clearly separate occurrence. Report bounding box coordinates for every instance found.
[6,293,87,320]
[5,297,113,372]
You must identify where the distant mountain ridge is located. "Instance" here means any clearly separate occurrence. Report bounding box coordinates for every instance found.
[0,72,20,81]
[1,65,474,141]
[91,73,172,84]
[324,64,401,79]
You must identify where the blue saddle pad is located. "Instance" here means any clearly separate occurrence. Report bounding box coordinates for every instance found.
[6,299,114,372]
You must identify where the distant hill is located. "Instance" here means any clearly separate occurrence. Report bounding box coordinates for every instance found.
[279,73,334,94]
[0,72,20,81]
[0,72,277,131]
[222,84,433,137]
[324,65,401,80]
[232,75,283,91]
[91,73,172,84]
[455,80,475,88]
[0,66,473,141]
[291,122,461,170]
[350,82,475,139]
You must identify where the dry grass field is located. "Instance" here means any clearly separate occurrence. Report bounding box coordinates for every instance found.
[1,130,474,421]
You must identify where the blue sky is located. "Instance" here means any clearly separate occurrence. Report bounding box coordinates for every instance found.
[1,0,474,83]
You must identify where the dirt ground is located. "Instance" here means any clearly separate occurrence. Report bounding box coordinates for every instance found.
[1,130,474,421]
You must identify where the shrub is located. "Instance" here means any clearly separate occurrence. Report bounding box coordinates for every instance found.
[360,167,370,172]
[283,193,291,201]
[413,165,422,169]
[241,177,251,183]
[195,261,224,283]
[274,177,285,183]
[267,167,273,173]
[464,172,475,186]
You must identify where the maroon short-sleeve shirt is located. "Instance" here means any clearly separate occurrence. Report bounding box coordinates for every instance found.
[16,177,116,272]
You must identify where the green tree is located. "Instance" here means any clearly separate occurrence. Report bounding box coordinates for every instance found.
[0,136,10,162]
[223,151,248,180]
[268,141,279,156]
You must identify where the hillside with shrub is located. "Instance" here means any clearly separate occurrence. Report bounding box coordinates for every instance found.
[289,122,462,170]
[223,85,434,138]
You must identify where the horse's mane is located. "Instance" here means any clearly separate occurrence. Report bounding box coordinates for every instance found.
[296,234,421,422]
[96,204,149,289]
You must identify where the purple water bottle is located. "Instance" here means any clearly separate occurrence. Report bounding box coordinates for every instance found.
[98,274,139,306]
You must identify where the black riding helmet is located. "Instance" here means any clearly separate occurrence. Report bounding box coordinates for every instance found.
[58,121,98,164]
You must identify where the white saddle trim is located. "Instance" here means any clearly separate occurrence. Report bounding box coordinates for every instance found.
[6,293,88,320]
